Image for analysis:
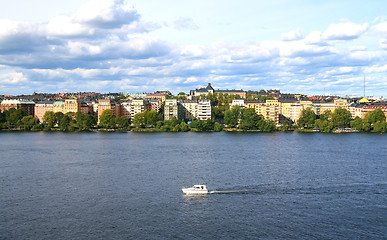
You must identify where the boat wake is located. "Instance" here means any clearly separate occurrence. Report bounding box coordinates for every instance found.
[207,182,387,195]
[209,189,261,194]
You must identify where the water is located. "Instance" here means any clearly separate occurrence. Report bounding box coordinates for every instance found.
[0,132,386,239]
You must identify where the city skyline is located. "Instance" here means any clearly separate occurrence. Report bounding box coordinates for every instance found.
[0,0,387,96]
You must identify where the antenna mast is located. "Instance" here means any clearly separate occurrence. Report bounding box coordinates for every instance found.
[363,75,365,98]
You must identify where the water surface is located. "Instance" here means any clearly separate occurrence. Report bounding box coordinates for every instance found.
[1,132,386,239]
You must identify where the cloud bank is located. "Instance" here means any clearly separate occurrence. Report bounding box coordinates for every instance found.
[0,0,386,96]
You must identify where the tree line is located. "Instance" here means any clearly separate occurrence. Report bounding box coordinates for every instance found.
[1,101,386,133]
[297,107,387,133]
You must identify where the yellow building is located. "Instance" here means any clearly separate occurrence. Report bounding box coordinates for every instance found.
[53,101,65,113]
[63,98,80,114]
[265,100,280,124]
[279,102,293,120]
[334,99,348,109]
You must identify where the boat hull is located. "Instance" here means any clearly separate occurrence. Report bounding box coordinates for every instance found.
[182,188,208,195]
[182,185,208,195]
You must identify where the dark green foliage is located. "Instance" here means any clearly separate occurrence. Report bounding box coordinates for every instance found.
[364,108,386,124]
[43,111,56,130]
[373,121,387,133]
[155,117,183,132]
[297,108,317,129]
[224,105,240,127]
[331,108,352,128]
[133,110,161,128]
[55,112,64,124]
[350,109,386,133]
[18,116,41,131]
[190,119,217,131]
[116,116,131,129]
[256,119,276,132]
[58,113,78,132]
[238,108,262,130]
[315,119,334,133]
[99,109,117,129]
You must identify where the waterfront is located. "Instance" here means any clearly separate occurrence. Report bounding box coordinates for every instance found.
[0,132,386,239]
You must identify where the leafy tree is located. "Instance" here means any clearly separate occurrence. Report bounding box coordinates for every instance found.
[18,116,40,131]
[364,108,386,124]
[133,112,146,128]
[297,108,317,129]
[256,119,276,132]
[180,122,189,132]
[239,108,262,130]
[214,122,223,132]
[224,105,240,127]
[99,109,116,129]
[373,121,387,133]
[6,108,27,128]
[0,111,6,123]
[43,111,56,130]
[55,112,64,125]
[59,114,73,131]
[156,117,182,132]
[350,117,371,132]
[315,119,334,133]
[319,110,332,121]
[331,108,352,128]
[116,116,131,129]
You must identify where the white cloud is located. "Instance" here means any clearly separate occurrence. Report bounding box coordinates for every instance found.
[364,64,387,73]
[0,1,387,96]
[326,67,357,75]
[45,16,93,37]
[0,72,28,84]
[379,38,387,49]
[173,17,199,31]
[323,22,368,40]
[281,28,303,41]
[74,0,139,29]
[371,21,387,33]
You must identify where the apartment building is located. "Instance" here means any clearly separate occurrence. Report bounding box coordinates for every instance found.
[181,100,198,120]
[0,99,35,116]
[164,99,181,120]
[63,98,80,114]
[97,99,121,123]
[197,100,212,120]
[34,101,54,122]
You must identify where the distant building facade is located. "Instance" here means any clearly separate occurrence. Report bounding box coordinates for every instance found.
[0,99,35,116]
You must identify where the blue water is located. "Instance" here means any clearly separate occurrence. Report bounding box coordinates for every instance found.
[0,132,386,239]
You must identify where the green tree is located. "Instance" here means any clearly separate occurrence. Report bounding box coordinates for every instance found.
[99,109,116,129]
[224,105,240,127]
[6,108,27,128]
[331,108,352,128]
[116,116,131,129]
[43,111,56,130]
[364,108,386,124]
[315,119,334,133]
[239,108,262,130]
[18,116,40,131]
[256,119,276,132]
[55,112,64,125]
[133,112,146,128]
[350,117,371,132]
[319,110,332,121]
[214,122,223,132]
[297,108,317,129]
[59,114,73,131]
[373,121,387,133]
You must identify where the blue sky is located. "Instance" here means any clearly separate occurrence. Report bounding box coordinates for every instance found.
[0,0,386,97]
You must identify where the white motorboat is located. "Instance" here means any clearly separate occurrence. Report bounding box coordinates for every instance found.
[182,185,208,195]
